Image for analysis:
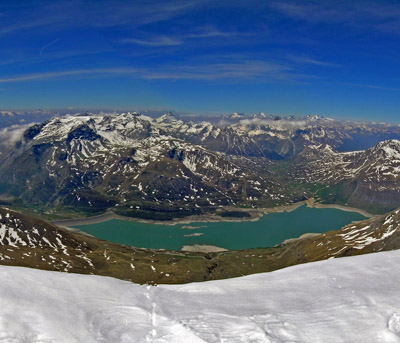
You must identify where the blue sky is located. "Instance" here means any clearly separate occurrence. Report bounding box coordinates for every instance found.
[0,0,400,122]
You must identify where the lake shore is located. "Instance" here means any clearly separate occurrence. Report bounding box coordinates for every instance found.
[305,200,374,218]
[282,232,322,245]
[181,244,228,253]
[53,198,375,229]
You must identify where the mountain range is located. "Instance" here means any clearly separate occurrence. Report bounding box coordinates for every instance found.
[0,111,399,216]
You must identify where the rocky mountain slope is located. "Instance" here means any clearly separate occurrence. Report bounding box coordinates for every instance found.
[0,112,400,215]
[0,113,299,216]
[292,140,400,213]
[220,112,400,157]
[273,206,400,265]
[0,206,218,284]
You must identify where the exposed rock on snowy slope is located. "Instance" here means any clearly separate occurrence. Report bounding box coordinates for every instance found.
[0,207,220,284]
[292,140,400,212]
[276,206,400,266]
[0,112,295,215]
[1,249,400,342]
[210,205,400,278]
[0,207,94,271]
[1,112,400,215]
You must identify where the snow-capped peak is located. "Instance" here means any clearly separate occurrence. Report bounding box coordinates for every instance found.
[369,139,400,160]
[306,115,324,121]
[155,112,179,123]
[230,112,244,118]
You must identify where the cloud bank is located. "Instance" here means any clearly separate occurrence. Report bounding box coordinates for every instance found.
[0,124,30,147]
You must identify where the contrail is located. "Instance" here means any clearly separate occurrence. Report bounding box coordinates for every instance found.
[40,38,60,56]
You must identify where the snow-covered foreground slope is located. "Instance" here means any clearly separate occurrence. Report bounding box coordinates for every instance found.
[1,251,400,343]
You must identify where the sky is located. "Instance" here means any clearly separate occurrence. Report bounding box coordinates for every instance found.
[0,0,399,122]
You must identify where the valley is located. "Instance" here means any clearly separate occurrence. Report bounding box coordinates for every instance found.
[0,201,398,285]
[0,111,400,285]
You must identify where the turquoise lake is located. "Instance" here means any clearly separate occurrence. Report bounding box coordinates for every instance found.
[73,205,367,250]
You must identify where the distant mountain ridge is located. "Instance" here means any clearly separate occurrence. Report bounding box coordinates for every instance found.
[294,139,400,212]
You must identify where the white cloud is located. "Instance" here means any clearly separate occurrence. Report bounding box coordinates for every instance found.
[0,60,299,83]
[87,0,211,28]
[343,83,400,92]
[238,117,308,129]
[0,1,83,35]
[0,69,134,83]
[140,60,294,81]
[40,38,60,56]
[120,36,182,47]
[287,55,340,68]
[269,0,400,34]
[0,124,30,146]
[119,26,244,47]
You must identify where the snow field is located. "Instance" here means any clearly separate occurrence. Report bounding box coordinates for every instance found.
[1,250,400,342]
